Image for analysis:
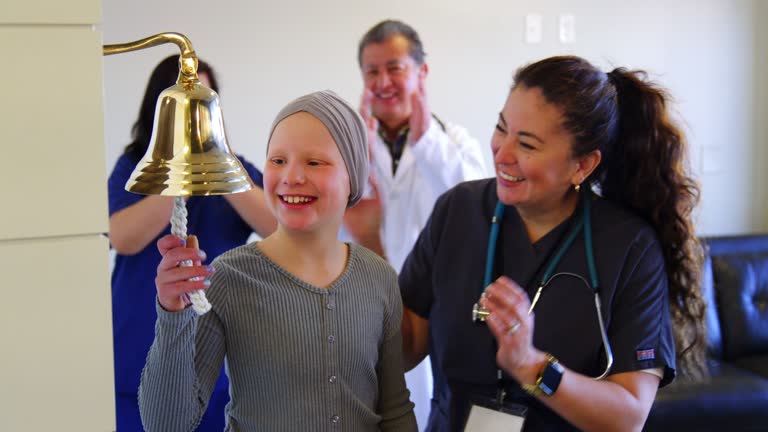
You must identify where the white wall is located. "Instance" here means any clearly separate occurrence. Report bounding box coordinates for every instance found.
[102,0,767,236]
[0,0,115,430]
[756,0,768,231]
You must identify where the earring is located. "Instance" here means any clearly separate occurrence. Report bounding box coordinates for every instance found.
[574,184,581,192]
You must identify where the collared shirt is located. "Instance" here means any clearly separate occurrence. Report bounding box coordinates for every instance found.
[378,114,449,175]
[378,125,410,175]
[365,117,487,273]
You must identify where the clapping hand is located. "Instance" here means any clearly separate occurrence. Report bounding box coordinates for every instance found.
[360,88,379,160]
[407,74,430,146]
[481,276,546,382]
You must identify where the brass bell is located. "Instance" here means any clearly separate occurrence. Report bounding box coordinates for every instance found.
[125,77,254,196]
[106,36,254,316]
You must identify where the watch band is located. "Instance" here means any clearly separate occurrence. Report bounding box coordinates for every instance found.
[521,353,565,397]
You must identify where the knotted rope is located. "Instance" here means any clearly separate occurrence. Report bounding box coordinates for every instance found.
[170,196,212,315]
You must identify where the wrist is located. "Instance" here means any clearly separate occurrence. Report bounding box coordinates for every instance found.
[511,349,548,386]
[158,297,186,313]
[519,352,565,397]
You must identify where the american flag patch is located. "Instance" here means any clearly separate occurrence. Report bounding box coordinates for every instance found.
[636,348,655,361]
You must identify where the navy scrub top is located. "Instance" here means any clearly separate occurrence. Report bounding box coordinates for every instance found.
[400,178,676,431]
[108,152,264,396]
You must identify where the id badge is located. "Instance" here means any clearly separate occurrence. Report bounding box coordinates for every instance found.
[464,402,526,431]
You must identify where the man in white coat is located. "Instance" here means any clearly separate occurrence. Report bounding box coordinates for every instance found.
[343,19,488,430]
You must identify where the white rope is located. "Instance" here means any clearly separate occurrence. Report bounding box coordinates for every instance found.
[170,196,212,315]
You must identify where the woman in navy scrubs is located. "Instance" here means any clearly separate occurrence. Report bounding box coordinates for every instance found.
[399,56,707,431]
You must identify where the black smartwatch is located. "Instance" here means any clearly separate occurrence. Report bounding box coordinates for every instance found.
[521,353,565,397]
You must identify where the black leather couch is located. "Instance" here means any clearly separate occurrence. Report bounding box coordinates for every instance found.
[645,234,768,431]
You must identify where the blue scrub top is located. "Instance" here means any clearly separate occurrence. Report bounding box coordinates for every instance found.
[399,178,676,431]
[108,152,264,396]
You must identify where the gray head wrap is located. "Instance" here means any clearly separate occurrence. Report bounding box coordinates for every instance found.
[267,90,368,207]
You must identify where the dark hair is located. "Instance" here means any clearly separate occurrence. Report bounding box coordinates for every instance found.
[357,19,426,66]
[122,55,220,162]
[513,56,707,381]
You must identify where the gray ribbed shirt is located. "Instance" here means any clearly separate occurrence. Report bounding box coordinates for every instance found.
[139,243,417,432]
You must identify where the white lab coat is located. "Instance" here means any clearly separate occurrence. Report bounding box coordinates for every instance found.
[370,118,487,430]
[371,118,489,273]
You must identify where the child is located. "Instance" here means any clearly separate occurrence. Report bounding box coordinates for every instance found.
[139,91,417,431]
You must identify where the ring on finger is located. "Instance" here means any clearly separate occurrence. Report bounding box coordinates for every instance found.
[507,320,521,335]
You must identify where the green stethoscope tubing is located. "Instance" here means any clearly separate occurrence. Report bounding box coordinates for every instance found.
[482,189,614,379]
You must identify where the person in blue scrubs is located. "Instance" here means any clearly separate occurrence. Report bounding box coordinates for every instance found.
[108,56,275,431]
[399,56,708,431]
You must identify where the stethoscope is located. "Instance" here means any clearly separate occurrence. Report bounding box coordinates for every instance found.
[472,189,614,380]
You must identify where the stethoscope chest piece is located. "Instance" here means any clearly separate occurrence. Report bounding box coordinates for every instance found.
[472,302,490,322]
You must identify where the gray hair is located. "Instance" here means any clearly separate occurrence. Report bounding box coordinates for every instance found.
[357,19,426,66]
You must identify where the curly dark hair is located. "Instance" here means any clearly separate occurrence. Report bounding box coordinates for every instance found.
[123,55,220,162]
[513,56,707,381]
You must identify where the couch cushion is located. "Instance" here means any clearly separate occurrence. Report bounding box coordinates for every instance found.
[732,355,768,378]
[705,234,768,256]
[713,252,768,360]
[645,359,768,432]
[701,254,723,359]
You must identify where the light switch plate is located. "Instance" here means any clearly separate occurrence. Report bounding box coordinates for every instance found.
[525,13,543,44]
[559,14,575,43]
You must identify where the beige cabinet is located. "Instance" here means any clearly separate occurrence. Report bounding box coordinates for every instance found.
[0,27,107,241]
[0,0,100,25]
[0,236,114,431]
[0,0,115,430]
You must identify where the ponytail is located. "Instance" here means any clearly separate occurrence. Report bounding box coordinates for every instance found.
[513,57,707,381]
[603,68,707,382]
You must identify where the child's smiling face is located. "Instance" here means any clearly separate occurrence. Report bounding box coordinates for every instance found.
[264,112,351,234]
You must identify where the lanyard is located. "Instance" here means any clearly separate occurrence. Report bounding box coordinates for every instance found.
[482,189,599,295]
